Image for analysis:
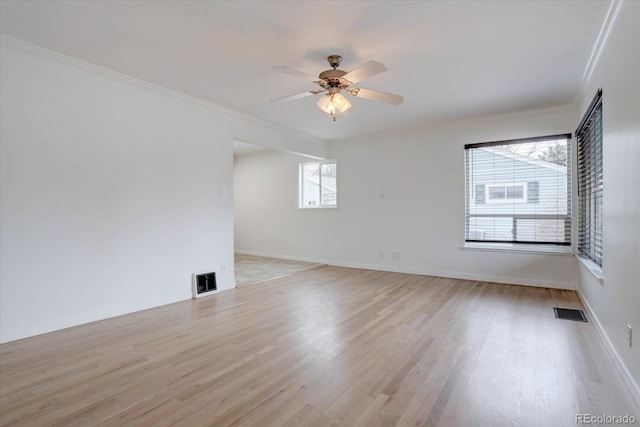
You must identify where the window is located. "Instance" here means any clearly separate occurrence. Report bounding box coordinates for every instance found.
[464,134,572,246]
[487,183,526,202]
[576,90,603,266]
[299,160,337,208]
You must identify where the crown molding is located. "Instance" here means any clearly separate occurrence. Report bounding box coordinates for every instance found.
[0,35,326,145]
[578,0,624,91]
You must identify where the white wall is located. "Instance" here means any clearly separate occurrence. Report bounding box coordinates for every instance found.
[575,1,640,397]
[235,105,578,289]
[235,149,315,255]
[0,38,326,343]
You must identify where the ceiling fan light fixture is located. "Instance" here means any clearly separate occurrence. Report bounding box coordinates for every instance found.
[273,55,402,121]
[316,92,352,121]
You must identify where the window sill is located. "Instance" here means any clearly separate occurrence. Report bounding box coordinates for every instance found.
[461,242,573,256]
[577,255,604,281]
[298,206,338,211]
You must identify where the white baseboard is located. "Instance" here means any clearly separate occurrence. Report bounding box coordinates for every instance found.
[0,291,192,344]
[577,289,640,411]
[234,250,575,290]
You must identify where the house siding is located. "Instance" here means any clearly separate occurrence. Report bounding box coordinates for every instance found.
[467,148,568,242]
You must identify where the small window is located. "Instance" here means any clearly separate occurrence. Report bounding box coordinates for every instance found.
[487,183,526,203]
[299,160,337,209]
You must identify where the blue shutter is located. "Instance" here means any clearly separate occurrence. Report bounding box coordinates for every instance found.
[476,184,485,204]
[527,181,539,203]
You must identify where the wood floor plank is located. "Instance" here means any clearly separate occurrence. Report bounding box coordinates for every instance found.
[1,266,638,426]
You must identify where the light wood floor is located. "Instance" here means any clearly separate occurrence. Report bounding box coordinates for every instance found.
[234,253,323,286]
[1,267,637,426]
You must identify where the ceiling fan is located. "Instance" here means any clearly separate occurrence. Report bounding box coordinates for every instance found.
[271,55,404,121]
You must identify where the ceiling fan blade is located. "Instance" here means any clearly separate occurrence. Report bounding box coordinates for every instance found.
[270,91,319,104]
[274,66,319,82]
[350,88,404,105]
[343,61,386,84]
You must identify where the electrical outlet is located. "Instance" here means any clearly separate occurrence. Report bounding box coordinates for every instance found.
[221,264,226,272]
[391,251,401,259]
[627,324,632,347]
[378,250,384,259]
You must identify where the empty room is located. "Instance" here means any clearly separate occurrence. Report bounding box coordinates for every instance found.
[1,1,638,426]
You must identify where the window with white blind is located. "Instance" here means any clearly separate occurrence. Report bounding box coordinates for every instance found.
[576,90,603,266]
[464,134,572,247]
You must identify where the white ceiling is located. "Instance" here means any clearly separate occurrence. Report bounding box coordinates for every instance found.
[0,1,610,141]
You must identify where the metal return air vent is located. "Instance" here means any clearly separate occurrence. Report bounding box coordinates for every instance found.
[554,307,588,322]
[193,272,217,298]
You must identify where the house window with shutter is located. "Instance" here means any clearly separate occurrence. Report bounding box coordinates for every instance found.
[464,134,571,248]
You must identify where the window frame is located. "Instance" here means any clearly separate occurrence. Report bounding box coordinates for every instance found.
[576,89,603,268]
[298,159,338,210]
[464,133,572,250]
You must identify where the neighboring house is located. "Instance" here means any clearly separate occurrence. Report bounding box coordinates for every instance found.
[467,147,569,243]
[302,175,336,206]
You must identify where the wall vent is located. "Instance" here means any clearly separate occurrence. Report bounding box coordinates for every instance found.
[193,272,217,298]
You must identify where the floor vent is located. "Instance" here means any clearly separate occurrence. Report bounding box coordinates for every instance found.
[554,307,588,322]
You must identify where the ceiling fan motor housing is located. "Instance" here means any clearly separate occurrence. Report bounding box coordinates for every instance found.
[318,55,351,88]
[319,69,348,86]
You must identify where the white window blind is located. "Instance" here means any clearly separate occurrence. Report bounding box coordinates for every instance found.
[576,90,603,266]
[465,134,572,246]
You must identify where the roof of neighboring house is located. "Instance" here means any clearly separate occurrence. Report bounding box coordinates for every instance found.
[478,147,567,173]
[303,176,336,192]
